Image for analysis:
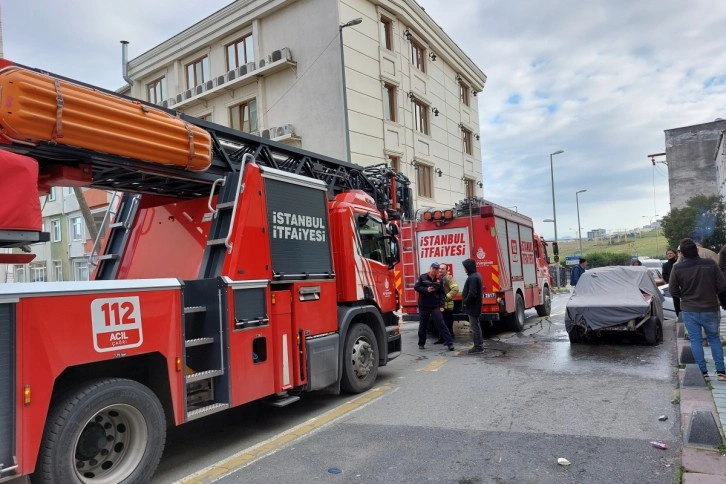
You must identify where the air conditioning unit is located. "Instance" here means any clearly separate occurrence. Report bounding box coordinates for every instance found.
[204,80,214,91]
[165,97,176,107]
[176,93,184,103]
[216,75,225,86]
[250,130,261,137]
[279,123,294,136]
[225,69,237,82]
[271,47,292,62]
[194,85,204,96]
[258,56,271,69]
[245,62,256,73]
[183,89,193,100]
[261,128,272,139]
[238,64,248,77]
[274,126,287,138]
[161,99,170,108]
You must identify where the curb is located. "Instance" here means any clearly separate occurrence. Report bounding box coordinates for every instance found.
[677,321,726,481]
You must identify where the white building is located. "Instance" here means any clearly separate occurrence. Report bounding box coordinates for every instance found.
[123,0,486,211]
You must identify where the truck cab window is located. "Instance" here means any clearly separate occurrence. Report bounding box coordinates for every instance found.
[356,213,387,263]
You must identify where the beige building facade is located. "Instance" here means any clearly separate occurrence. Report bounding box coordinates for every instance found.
[124,0,486,211]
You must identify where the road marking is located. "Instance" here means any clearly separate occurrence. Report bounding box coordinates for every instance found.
[420,357,448,372]
[177,384,393,484]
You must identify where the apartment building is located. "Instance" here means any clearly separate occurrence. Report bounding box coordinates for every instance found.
[123,0,487,211]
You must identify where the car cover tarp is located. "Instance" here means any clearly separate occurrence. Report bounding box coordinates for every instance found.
[566,266,664,329]
[0,150,41,231]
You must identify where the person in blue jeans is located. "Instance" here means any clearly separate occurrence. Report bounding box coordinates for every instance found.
[669,238,726,381]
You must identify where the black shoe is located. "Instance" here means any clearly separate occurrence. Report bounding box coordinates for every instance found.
[468,346,484,354]
[447,344,455,351]
[433,339,445,344]
[418,345,426,350]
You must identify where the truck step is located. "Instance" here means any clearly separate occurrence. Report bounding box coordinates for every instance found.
[186,369,224,383]
[216,201,235,209]
[184,306,207,314]
[96,254,120,261]
[207,238,227,246]
[185,337,215,347]
[268,394,301,408]
[187,403,230,421]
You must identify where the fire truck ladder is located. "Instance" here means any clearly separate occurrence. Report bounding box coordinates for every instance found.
[93,193,140,280]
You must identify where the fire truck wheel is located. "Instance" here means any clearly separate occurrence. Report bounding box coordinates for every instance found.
[33,378,166,484]
[341,323,379,394]
[507,293,526,332]
[535,286,551,317]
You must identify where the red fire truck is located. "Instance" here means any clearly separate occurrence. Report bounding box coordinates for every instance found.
[0,59,412,483]
[400,198,552,331]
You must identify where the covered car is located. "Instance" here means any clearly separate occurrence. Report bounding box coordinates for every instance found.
[565,266,664,345]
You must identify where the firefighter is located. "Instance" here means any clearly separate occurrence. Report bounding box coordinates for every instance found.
[414,262,454,351]
[436,263,459,343]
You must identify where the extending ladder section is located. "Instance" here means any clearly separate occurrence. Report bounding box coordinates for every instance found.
[94,194,140,280]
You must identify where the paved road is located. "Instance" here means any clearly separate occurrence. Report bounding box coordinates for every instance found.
[157,292,678,484]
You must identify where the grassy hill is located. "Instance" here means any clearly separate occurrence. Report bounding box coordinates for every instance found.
[555,229,669,260]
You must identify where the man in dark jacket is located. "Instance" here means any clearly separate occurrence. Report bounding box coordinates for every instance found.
[461,258,484,354]
[670,238,726,381]
[414,262,454,351]
[570,258,587,286]
[662,248,677,282]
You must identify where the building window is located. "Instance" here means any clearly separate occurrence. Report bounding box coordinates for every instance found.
[459,79,470,106]
[383,83,396,122]
[410,40,425,72]
[413,99,429,135]
[147,76,167,104]
[379,16,393,50]
[14,265,26,283]
[186,56,210,89]
[70,216,83,241]
[47,187,56,201]
[53,260,63,281]
[464,178,475,198]
[417,164,433,198]
[388,155,400,173]
[50,219,61,242]
[73,259,89,281]
[462,128,473,155]
[226,35,254,70]
[30,263,47,282]
[230,99,258,133]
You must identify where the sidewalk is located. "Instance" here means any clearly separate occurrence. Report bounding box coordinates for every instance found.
[677,317,726,483]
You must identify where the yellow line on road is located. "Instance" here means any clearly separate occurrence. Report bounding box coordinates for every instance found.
[421,357,448,372]
[178,384,393,484]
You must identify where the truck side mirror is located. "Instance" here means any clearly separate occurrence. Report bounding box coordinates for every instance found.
[383,235,400,268]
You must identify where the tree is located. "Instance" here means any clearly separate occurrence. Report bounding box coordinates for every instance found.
[661,195,726,251]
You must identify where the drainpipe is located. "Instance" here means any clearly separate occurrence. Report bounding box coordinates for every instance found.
[121,40,133,87]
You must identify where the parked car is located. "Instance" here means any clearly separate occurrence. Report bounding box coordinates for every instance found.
[660,283,725,320]
[648,267,666,286]
[565,266,664,345]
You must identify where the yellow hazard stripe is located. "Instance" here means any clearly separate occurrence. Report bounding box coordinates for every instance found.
[491,264,500,292]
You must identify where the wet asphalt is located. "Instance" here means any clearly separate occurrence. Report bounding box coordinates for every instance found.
[205,292,679,484]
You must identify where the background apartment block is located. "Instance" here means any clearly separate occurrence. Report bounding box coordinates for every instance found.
[123,0,487,211]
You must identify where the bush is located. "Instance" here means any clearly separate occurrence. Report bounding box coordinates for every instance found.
[579,251,632,268]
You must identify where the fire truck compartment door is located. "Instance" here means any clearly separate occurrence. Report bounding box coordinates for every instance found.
[262,169,333,279]
[305,334,339,391]
[0,303,15,475]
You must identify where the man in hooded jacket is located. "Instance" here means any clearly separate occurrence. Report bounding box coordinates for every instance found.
[414,262,454,351]
[461,258,484,354]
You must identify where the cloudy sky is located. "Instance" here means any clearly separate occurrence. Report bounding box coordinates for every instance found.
[4,0,725,241]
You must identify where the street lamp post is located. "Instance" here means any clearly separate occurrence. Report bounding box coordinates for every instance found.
[339,18,362,163]
[576,189,587,257]
[642,214,660,255]
[549,150,564,286]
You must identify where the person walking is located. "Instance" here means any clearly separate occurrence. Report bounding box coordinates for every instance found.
[570,258,587,286]
[669,238,726,381]
[662,248,677,282]
[414,262,454,351]
[461,258,484,354]
[435,263,459,344]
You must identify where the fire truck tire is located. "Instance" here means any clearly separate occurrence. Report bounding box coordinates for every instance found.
[32,378,166,484]
[341,323,379,394]
[535,286,551,317]
[507,293,526,332]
